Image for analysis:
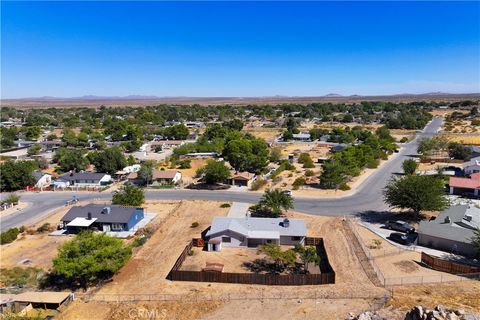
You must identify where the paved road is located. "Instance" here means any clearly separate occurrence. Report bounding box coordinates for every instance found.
[0,117,443,231]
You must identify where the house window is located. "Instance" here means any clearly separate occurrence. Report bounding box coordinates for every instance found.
[291,236,301,241]
[222,237,231,243]
[111,223,123,231]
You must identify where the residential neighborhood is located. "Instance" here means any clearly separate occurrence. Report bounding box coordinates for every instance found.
[1,1,480,319]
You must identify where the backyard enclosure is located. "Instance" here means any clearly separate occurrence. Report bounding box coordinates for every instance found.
[168,237,335,285]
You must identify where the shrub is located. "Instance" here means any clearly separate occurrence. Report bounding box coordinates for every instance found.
[0,228,20,245]
[220,203,231,208]
[187,249,195,256]
[190,222,199,228]
[2,193,20,205]
[367,159,380,169]
[399,137,409,143]
[178,159,191,169]
[305,170,315,177]
[132,236,147,247]
[292,177,306,190]
[250,179,267,191]
[287,173,293,178]
[339,183,351,191]
[36,223,52,233]
[303,159,315,168]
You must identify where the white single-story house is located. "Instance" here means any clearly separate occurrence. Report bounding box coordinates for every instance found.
[417,205,480,257]
[291,133,311,141]
[56,172,112,187]
[127,170,182,185]
[32,170,52,188]
[205,217,307,251]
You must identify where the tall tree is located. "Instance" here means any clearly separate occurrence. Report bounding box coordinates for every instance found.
[383,175,448,215]
[112,184,145,206]
[89,147,127,174]
[51,231,131,289]
[402,159,418,175]
[203,160,230,184]
[258,189,294,215]
[0,161,36,192]
[138,161,155,185]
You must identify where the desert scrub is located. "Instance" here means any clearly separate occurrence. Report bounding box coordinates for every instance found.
[220,203,231,208]
[190,222,200,228]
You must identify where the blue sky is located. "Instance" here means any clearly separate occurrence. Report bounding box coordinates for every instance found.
[1,1,479,98]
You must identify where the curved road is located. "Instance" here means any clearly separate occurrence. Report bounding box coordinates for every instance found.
[0,117,443,231]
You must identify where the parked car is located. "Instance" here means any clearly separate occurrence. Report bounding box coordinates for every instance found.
[282,190,293,196]
[385,220,415,233]
[388,232,415,246]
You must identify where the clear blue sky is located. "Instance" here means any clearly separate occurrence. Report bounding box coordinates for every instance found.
[1,1,479,98]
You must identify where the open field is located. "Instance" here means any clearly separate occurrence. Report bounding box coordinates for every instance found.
[442,134,480,145]
[3,94,479,108]
[242,127,282,141]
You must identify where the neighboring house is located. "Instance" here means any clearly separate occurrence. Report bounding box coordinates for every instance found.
[205,217,307,251]
[56,172,112,187]
[40,140,62,151]
[32,170,52,188]
[466,146,480,159]
[181,152,220,158]
[463,157,480,175]
[149,140,184,151]
[417,205,480,257]
[227,171,255,188]
[61,204,145,233]
[291,133,311,141]
[127,170,182,185]
[0,147,28,160]
[449,173,480,196]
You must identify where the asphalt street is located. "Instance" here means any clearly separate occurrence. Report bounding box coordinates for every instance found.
[0,117,443,231]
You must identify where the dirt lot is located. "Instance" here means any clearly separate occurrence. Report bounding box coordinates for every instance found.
[59,207,388,320]
[180,247,267,273]
[242,127,282,142]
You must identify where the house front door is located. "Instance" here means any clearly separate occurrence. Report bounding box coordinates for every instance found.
[103,224,111,232]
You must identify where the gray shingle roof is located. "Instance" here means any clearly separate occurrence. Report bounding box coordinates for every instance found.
[61,204,140,224]
[206,217,307,238]
[57,172,108,182]
[418,205,480,243]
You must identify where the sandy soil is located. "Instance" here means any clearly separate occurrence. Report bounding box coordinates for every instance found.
[354,224,463,279]
[59,208,387,320]
[180,247,267,273]
[0,201,29,218]
[0,201,179,270]
[242,127,282,142]
[388,282,480,314]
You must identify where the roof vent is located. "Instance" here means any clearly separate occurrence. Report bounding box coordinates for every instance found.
[283,218,290,228]
[444,216,451,224]
[87,212,92,220]
[464,215,473,222]
[102,207,111,215]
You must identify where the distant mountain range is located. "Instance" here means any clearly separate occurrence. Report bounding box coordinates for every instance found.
[7,92,478,101]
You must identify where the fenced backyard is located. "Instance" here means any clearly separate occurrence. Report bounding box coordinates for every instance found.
[345,218,480,287]
[167,237,335,286]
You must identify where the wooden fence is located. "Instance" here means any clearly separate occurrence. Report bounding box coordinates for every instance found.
[421,252,480,274]
[168,238,335,286]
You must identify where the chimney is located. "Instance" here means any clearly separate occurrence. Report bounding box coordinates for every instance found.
[102,206,111,215]
[444,216,451,224]
[87,212,92,220]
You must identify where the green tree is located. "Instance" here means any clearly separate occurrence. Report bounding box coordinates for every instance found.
[203,160,230,184]
[138,161,155,185]
[402,159,418,175]
[53,148,89,172]
[0,161,36,192]
[383,175,448,215]
[27,144,41,156]
[61,129,78,146]
[89,147,127,174]
[23,126,41,141]
[223,119,244,131]
[294,245,320,272]
[448,142,472,160]
[258,188,294,216]
[50,231,131,289]
[269,147,282,163]
[259,243,297,273]
[0,127,17,149]
[112,184,145,206]
[223,138,269,173]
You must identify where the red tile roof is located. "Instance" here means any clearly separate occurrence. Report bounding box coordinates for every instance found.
[450,173,480,189]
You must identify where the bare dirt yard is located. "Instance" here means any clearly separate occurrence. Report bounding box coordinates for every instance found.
[59,208,390,320]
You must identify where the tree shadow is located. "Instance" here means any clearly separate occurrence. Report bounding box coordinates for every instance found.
[355,210,427,224]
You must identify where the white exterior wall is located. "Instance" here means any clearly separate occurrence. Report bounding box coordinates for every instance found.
[279,236,305,246]
[35,174,52,188]
[173,172,182,184]
[209,230,246,248]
